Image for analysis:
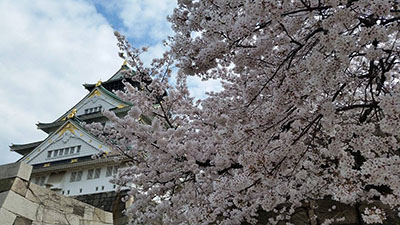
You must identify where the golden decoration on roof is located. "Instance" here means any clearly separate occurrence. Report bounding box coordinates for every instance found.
[117,104,126,109]
[67,109,77,119]
[57,123,77,137]
[88,89,101,98]
[122,60,128,66]
[71,159,78,163]
[95,80,102,87]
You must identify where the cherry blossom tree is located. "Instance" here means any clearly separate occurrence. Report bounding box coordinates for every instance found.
[93,0,400,224]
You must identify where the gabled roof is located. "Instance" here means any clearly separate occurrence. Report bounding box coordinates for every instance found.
[83,64,135,91]
[21,119,111,165]
[36,84,132,133]
[37,106,131,134]
[106,63,133,82]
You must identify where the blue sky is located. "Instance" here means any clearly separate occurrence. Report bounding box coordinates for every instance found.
[0,0,221,165]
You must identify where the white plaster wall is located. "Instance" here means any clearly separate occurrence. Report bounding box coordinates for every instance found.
[28,129,111,165]
[60,166,119,196]
[76,95,117,116]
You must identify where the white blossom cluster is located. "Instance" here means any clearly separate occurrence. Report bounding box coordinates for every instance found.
[92,0,400,224]
[362,207,386,224]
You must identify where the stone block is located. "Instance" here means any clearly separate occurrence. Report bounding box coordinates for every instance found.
[90,222,113,225]
[13,216,33,225]
[11,178,28,197]
[0,163,32,181]
[73,205,85,217]
[84,206,95,220]
[1,190,39,221]
[104,212,113,224]
[25,183,51,203]
[39,209,70,224]
[64,214,81,225]
[0,207,17,224]
[93,208,113,223]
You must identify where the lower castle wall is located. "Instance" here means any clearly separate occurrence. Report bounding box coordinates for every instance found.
[0,162,113,225]
[73,190,129,225]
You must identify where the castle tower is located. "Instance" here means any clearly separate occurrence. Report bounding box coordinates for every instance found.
[10,63,138,223]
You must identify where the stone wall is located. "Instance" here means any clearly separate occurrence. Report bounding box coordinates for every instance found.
[73,190,129,225]
[0,162,113,225]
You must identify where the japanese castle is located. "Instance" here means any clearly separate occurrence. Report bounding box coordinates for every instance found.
[10,62,137,216]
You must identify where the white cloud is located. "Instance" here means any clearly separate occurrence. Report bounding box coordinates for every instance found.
[0,0,224,165]
[117,0,176,42]
[0,0,122,164]
[91,0,175,44]
[108,1,223,97]
[89,0,176,63]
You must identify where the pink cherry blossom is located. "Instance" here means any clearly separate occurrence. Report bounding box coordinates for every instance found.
[92,1,400,224]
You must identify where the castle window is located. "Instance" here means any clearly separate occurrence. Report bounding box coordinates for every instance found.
[70,172,76,182]
[46,145,81,159]
[106,166,119,177]
[94,168,101,179]
[106,166,112,177]
[76,171,83,181]
[101,186,104,190]
[67,190,70,195]
[70,171,83,182]
[84,106,102,114]
[96,187,99,191]
[80,188,82,193]
[87,169,94,180]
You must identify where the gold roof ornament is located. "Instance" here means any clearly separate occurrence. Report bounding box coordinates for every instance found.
[67,108,77,119]
[58,123,77,136]
[95,80,102,87]
[122,60,128,66]
[88,89,101,98]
